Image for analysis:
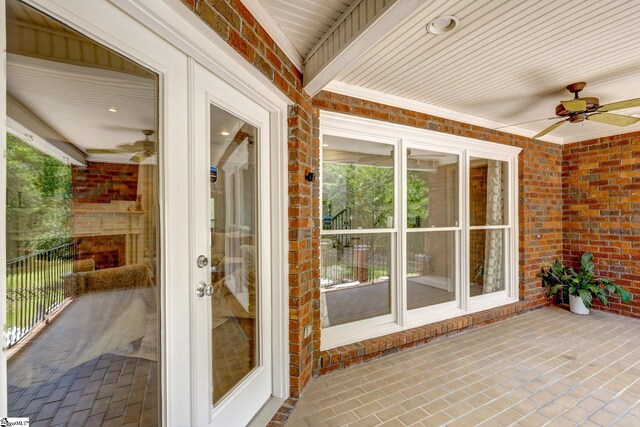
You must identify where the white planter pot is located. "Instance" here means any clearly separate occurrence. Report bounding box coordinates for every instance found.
[569,294,590,315]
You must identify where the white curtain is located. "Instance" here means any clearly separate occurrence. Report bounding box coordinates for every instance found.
[483,160,504,293]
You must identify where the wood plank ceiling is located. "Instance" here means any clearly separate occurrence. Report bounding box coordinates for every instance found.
[259,0,640,143]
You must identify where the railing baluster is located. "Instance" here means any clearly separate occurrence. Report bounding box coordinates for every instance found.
[21,258,25,339]
[5,243,76,348]
[30,255,35,332]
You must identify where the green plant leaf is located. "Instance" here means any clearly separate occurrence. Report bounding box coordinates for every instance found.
[581,252,594,274]
[578,289,593,308]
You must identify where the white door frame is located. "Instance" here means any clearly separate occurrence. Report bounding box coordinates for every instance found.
[0,0,290,425]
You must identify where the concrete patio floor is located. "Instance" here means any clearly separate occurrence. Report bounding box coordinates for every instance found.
[286,306,640,426]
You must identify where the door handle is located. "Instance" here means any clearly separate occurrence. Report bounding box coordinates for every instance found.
[196,282,213,298]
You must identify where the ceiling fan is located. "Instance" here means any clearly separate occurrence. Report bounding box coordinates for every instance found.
[86,129,156,163]
[532,82,640,139]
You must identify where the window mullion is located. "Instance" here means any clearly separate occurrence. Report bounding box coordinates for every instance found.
[397,140,406,327]
[460,150,470,311]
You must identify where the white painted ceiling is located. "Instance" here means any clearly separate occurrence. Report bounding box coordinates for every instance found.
[6,0,157,164]
[261,0,640,143]
[7,55,157,164]
[258,0,352,57]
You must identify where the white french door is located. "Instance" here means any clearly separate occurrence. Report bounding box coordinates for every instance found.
[191,61,272,426]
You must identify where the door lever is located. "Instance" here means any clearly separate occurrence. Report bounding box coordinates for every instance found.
[196,282,213,298]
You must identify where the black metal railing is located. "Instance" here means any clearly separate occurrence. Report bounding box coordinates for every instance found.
[321,235,431,286]
[324,207,351,247]
[5,242,76,348]
[320,235,392,285]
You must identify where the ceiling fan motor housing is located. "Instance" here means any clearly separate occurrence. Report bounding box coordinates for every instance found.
[556,96,600,117]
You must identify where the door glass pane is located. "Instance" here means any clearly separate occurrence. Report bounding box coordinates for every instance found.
[5,1,160,424]
[407,231,456,309]
[406,148,459,228]
[320,233,392,327]
[470,229,506,295]
[322,136,394,230]
[209,105,258,404]
[470,158,508,226]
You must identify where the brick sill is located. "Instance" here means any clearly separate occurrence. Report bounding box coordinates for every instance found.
[314,301,543,377]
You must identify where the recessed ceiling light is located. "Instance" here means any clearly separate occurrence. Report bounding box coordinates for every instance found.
[221,131,230,136]
[108,107,117,112]
[322,143,329,147]
[426,15,459,35]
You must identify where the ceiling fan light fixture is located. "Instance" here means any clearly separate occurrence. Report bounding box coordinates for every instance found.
[426,15,459,35]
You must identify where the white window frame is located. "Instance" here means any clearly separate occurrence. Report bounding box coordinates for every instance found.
[320,111,521,350]
[319,130,400,337]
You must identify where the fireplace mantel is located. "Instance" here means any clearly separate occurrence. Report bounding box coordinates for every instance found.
[72,201,149,265]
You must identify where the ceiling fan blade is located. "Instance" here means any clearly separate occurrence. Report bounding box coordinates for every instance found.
[532,120,567,139]
[587,113,640,127]
[561,99,587,112]
[85,148,126,154]
[115,143,143,152]
[598,98,640,112]
[130,151,154,163]
[118,140,157,152]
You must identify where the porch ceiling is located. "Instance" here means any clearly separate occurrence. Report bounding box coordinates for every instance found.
[258,0,352,58]
[257,0,640,144]
[7,55,156,164]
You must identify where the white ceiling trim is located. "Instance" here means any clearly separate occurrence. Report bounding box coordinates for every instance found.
[325,80,565,145]
[7,95,86,165]
[240,0,303,71]
[304,0,425,97]
[304,0,365,62]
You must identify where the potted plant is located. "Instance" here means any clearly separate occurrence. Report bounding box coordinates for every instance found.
[538,252,632,315]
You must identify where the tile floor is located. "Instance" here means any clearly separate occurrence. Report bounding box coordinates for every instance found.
[287,306,640,426]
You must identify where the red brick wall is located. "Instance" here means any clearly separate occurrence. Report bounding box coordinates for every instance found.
[563,132,640,318]
[470,164,488,285]
[75,235,126,270]
[72,162,139,203]
[312,91,564,307]
[180,0,318,396]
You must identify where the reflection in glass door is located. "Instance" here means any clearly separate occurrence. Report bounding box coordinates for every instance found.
[192,62,272,426]
[4,1,160,424]
[209,105,259,403]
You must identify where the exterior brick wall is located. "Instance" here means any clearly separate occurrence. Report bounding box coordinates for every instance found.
[563,132,640,318]
[180,0,318,396]
[470,164,488,285]
[71,162,139,203]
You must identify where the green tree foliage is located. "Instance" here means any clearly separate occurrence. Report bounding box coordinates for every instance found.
[6,133,72,258]
[322,163,429,229]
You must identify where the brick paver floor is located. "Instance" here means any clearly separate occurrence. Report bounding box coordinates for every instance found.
[286,306,640,426]
[8,353,157,426]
